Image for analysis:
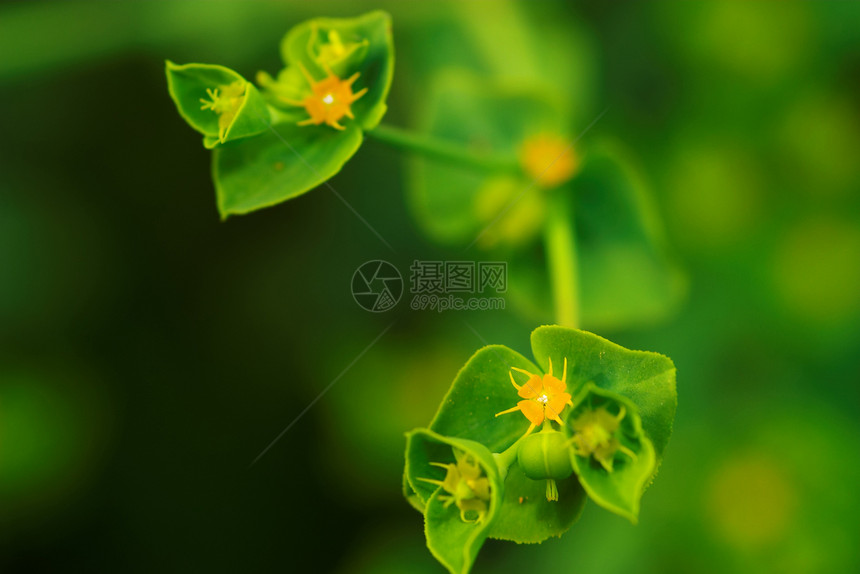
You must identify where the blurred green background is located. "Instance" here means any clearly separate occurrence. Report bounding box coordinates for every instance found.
[2,1,859,572]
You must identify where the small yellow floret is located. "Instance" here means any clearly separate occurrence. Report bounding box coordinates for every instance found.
[569,405,636,472]
[418,449,492,523]
[495,357,573,435]
[283,66,367,131]
[519,133,579,188]
[199,81,246,142]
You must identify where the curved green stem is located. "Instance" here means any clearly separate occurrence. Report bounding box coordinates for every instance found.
[367,123,520,173]
[544,192,580,328]
[493,431,530,478]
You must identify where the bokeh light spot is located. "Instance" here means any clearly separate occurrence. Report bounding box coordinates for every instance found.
[706,454,797,548]
[772,216,860,324]
[667,144,763,251]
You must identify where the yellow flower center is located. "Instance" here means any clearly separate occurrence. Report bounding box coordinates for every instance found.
[199,81,246,142]
[495,357,573,434]
[519,133,579,188]
[284,66,368,131]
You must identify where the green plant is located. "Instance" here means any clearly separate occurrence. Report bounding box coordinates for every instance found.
[405,327,675,573]
[166,11,393,217]
[165,10,679,574]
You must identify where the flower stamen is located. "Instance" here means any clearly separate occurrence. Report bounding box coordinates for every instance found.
[418,449,492,523]
[199,81,246,142]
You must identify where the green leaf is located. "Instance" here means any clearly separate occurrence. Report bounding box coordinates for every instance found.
[488,464,586,543]
[564,384,656,523]
[165,61,270,146]
[530,326,676,458]
[428,345,540,453]
[212,120,362,218]
[405,429,504,574]
[278,10,394,130]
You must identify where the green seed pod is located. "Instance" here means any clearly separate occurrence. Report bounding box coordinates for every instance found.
[517,429,574,481]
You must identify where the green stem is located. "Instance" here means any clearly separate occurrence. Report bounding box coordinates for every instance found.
[367,123,520,173]
[493,432,529,478]
[544,192,580,328]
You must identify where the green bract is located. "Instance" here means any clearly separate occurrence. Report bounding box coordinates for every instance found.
[408,73,686,329]
[275,11,393,130]
[165,11,393,218]
[487,463,585,544]
[564,384,656,523]
[530,326,677,457]
[212,123,363,216]
[165,62,271,148]
[404,325,677,573]
[404,429,504,574]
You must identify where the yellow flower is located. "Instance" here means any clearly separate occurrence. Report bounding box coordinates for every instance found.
[199,81,246,143]
[569,405,636,472]
[284,65,368,131]
[518,133,579,188]
[419,449,491,523]
[495,357,573,434]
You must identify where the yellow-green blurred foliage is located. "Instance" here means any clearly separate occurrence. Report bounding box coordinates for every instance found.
[0,1,858,572]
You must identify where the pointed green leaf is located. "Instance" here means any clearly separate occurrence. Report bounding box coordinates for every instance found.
[405,429,504,574]
[278,10,393,130]
[165,61,270,146]
[212,120,362,218]
[564,384,656,523]
[488,464,586,543]
[530,326,676,458]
